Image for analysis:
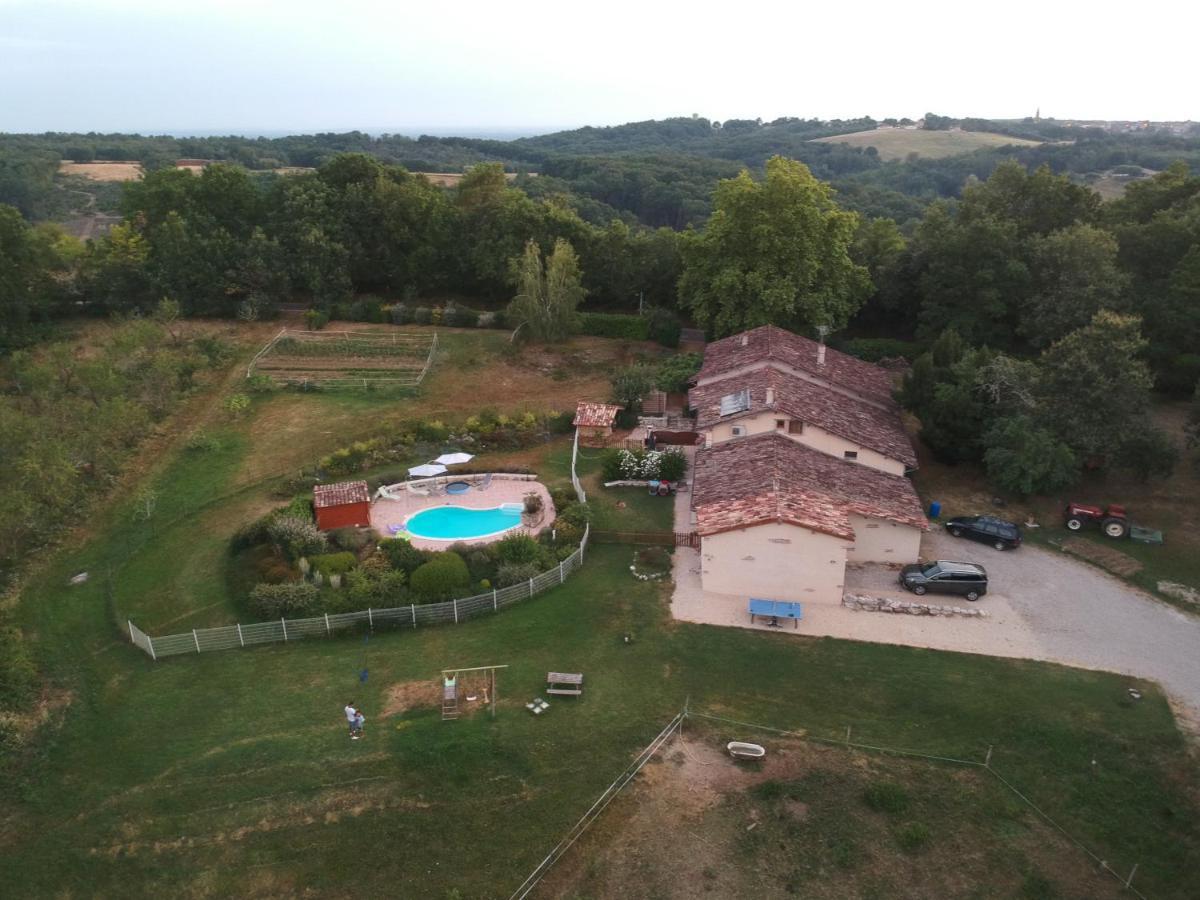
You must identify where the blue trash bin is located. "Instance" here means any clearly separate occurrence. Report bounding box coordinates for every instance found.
[928,500,942,519]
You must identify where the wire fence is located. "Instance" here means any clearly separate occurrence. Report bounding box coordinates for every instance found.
[510,704,1150,899]
[127,524,588,659]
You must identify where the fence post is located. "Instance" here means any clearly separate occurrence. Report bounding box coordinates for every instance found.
[147,633,157,661]
[845,725,852,743]
[985,745,993,767]
[411,604,416,628]
[237,623,244,647]
[1125,863,1138,889]
[529,577,534,598]
[368,607,373,630]
[281,617,288,641]
[559,561,564,583]
[453,598,458,624]
[493,588,497,611]
[193,629,201,654]
[325,613,331,636]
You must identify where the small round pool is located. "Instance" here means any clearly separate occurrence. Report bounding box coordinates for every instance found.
[405,504,523,541]
[445,481,471,495]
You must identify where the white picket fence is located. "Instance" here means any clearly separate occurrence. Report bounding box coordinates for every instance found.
[128,525,588,659]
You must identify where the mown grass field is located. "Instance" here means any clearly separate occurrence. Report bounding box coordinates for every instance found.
[3,322,1198,898]
[810,128,1041,161]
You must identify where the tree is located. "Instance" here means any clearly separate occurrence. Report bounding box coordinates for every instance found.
[678,156,870,338]
[610,365,655,419]
[0,205,74,351]
[1035,311,1156,464]
[1020,225,1128,348]
[984,416,1078,496]
[507,238,586,342]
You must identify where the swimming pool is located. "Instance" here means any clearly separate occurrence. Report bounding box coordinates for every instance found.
[405,504,523,541]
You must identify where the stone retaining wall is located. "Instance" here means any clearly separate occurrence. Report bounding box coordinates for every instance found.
[842,593,987,618]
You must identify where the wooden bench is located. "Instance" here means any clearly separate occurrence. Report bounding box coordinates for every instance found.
[546,672,583,696]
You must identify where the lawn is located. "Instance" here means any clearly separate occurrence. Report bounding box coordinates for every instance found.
[809,128,1041,161]
[4,327,1199,898]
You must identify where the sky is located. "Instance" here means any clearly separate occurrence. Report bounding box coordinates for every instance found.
[1,0,1196,136]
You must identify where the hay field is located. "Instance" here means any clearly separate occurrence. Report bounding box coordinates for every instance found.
[58,161,143,181]
[811,128,1041,160]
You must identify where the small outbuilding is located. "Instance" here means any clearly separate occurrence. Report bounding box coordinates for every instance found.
[313,480,371,531]
[573,401,623,447]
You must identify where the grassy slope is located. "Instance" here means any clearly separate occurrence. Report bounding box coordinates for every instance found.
[3,328,1198,898]
[810,129,1041,161]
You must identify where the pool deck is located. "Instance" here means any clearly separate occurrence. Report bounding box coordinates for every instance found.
[369,477,555,550]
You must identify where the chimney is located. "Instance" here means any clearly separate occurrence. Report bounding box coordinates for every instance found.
[765,387,775,405]
[817,344,826,366]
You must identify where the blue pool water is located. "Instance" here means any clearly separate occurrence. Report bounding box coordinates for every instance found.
[405,505,522,540]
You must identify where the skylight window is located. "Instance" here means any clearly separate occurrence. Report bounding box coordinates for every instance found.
[719,388,751,416]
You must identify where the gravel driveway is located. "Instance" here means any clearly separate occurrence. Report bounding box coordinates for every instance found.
[847,530,1200,724]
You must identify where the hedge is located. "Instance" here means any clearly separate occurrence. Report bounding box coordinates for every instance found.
[579,312,650,341]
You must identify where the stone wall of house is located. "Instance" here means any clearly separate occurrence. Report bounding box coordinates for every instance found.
[842,593,987,618]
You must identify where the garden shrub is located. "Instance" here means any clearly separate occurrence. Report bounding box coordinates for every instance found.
[546,410,575,433]
[414,419,449,442]
[303,308,329,330]
[412,306,432,325]
[496,561,542,587]
[841,337,921,362]
[378,538,428,575]
[610,447,687,480]
[249,581,320,618]
[493,534,541,566]
[344,568,407,609]
[579,312,650,340]
[634,546,672,574]
[409,552,471,602]
[645,307,681,348]
[309,552,358,576]
[266,516,327,561]
[655,352,703,393]
[185,429,223,452]
[601,449,624,482]
[445,306,480,328]
[656,448,688,481]
[328,527,372,553]
[390,303,413,325]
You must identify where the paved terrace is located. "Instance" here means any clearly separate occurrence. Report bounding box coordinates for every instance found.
[370,474,554,551]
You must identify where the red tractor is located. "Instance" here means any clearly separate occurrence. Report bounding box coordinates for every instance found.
[1064,502,1129,539]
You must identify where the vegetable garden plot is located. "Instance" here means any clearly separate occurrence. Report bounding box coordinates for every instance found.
[247,328,438,387]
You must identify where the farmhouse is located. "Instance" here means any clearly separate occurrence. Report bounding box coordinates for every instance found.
[312,480,371,531]
[687,325,925,605]
[573,401,623,447]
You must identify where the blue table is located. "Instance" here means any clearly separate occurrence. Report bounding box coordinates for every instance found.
[749,598,804,629]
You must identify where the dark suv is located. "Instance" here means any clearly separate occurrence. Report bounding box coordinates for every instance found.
[945,515,1021,551]
[899,560,988,601]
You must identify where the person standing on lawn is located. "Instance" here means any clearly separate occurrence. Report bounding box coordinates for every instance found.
[344,701,358,739]
[353,709,366,739]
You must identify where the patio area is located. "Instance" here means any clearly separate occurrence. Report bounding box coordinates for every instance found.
[369,474,555,551]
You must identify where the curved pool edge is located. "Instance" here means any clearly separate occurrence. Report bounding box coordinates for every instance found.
[403,504,524,542]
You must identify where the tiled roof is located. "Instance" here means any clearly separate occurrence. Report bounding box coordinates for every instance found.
[689,367,917,468]
[696,325,897,407]
[313,480,370,509]
[573,401,623,428]
[692,433,927,539]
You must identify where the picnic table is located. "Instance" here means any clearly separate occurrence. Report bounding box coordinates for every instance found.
[748,598,803,630]
[546,672,584,696]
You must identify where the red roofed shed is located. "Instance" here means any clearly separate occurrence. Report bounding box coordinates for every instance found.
[573,401,623,446]
[313,481,371,531]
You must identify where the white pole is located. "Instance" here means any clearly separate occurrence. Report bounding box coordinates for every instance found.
[325,613,331,635]
[453,598,458,623]
[368,607,373,629]
[559,561,564,583]
[493,588,497,611]
[193,629,201,653]
[529,577,534,598]
[411,604,417,628]
[147,634,156,661]
[237,623,244,647]
[281,617,288,641]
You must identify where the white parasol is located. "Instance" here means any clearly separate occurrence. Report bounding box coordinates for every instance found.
[407,463,448,478]
[435,452,475,466]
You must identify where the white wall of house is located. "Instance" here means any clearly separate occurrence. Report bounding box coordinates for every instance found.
[700,522,849,604]
[704,413,906,476]
[845,515,922,563]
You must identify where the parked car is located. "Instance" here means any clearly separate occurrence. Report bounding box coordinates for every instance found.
[945,515,1022,550]
[899,560,989,601]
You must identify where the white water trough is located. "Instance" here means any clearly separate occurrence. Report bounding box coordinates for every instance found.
[727,741,766,760]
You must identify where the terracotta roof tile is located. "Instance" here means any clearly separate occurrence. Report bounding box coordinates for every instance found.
[689,368,917,468]
[573,401,623,428]
[696,325,897,407]
[692,433,927,539]
[313,480,370,509]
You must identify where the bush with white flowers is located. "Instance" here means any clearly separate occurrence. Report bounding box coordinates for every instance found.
[614,447,686,480]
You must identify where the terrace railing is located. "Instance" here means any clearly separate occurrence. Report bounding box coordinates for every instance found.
[127,525,588,660]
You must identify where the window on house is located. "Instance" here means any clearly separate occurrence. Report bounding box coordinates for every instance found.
[788,420,804,434]
[719,389,751,416]
[775,419,786,430]
[843,450,858,460]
